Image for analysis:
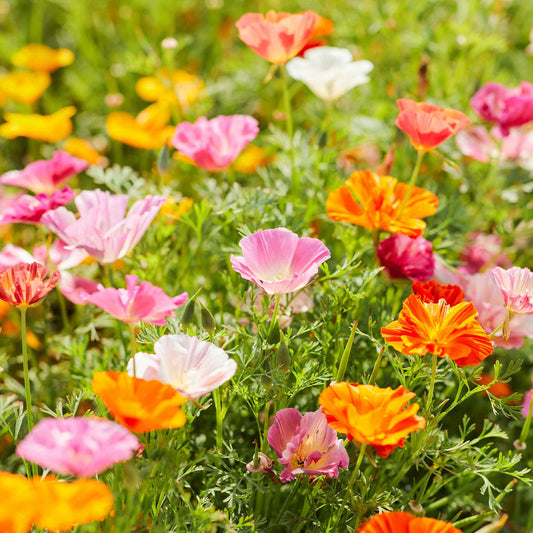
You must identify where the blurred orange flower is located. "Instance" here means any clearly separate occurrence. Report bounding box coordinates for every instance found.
[326,170,439,237]
[319,382,425,458]
[0,472,35,533]
[298,14,334,55]
[358,511,462,533]
[63,137,104,166]
[476,373,512,399]
[0,106,76,142]
[381,294,494,367]
[11,44,74,72]
[411,279,465,306]
[92,371,187,433]
[2,320,42,350]
[0,71,50,105]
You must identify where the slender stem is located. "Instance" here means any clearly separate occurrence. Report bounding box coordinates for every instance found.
[261,400,271,454]
[489,320,505,338]
[368,347,385,386]
[425,353,438,415]
[213,387,224,451]
[397,150,425,218]
[20,308,34,433]
[519,389,533,445]
[267,294,281,339]
[280,64,296,187]
[128,323,137,377]
[336,322,358,383]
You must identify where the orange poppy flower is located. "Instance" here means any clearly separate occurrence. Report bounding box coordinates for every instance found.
[0,71,50,105]
[381,294,494,367]
[11,44,74,72]
[318,382,425,458]
[0,472,36,533]
[476,373,512,399]
[0,106,76,143]
[63,137,104,166]
[396,98,471,152]
[411,279,465,306]
[326,170,439,238]
[92,371,187,433]
[358,511,462,533]
[236,10,319,64]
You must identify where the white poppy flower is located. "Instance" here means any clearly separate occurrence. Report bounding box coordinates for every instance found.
[286,46,373,102]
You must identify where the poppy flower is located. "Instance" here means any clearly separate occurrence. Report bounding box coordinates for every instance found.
[492,266,533,315]
[11,44,74,72]
[326,170,439,238]
[92,371,187,433]
[396,99,471,152]
[358,511,462,533]
[0,71,50,105]
[236,10,319,64]
[63,137,105,166]
[411,279,465,306]
[319,382,425,458]
[476,373,512,399]
[0,472,36,533]
[233,145,274,173]
[457,231,511,275]
[297,14,334,56]
[381,294,493,367]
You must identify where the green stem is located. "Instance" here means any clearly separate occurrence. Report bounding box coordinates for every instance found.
[397,150,425,218]
[128,323,137,377]
[212,387,224,451]
[489,320,505,338]
[261,400,271,454]
[20,308,33,432]
[267,293,281,339]
[519,389,533,445]
[425,353,438,415]
[280,64,296,188]
[336,322,358,383]
[368,347,385,386]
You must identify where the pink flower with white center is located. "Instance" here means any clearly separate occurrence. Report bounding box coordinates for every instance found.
[267,408,349,483]
[1,151,88,194]
[86,274,187,325]
[127,334,237,399]
[0,186,74,225]
[230,228,330,295]
[492,266,533,315]
[458,232,511,275]
[41,189,165,264]
[172,115,259,172]
[0,244,35,271]
[16,417,139,477]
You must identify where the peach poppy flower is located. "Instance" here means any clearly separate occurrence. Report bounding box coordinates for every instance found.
[326,170,439,238]
[0,71,50,105]
[92,371,186,433]
[11,44,74,72]
[381,294,493,367]
[0,106,76,143]
[396,98,471,152]
[358,511,462,533]
[236,10,319,64]
[411,279,465,306]
[63,137,104,166]
[318,382,425,458]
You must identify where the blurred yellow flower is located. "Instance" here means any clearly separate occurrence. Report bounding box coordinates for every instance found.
[63,137,104,166]
[11,44,74,72]
[0,71,50,105]
[233,145,274,173]
[160,196,193,223]
[172,151,197,166]
[0,106,76,142]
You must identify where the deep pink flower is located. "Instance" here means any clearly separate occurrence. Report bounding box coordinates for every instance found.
[267,408,349,482]
[0,244,35,271]
[172,115,259,171]
[86,274,187,325]
[41,189,165,264]
[1,151,88,194]
[0,186,74,225]
[458,232,511,275]
[16,417,139,477]
[230,228,330,294]
[492,266,533,315]
[127,333,237,398]
[377,234,435,282]
[470,82,533,135]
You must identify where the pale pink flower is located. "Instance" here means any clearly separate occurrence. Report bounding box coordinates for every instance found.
[59,272,100,305]
[267,408,349,482]
[492,266,533,315]
[127,334,237,399]
[172,115,259,171]
[377,234,435,282]
[16,417,139,477]
[1,151,88,194]
[33,239,88,271]
[0,244,35,271]
[458,232,511,275]
[230,228,330,295]
[86,274,187,325]
[41,189,165,264]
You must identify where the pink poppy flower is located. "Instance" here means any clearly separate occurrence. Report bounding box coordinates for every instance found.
[377,234,435,282]
[470,82,533,135]
[492,266,533,315]
[85,274,187,325]
[59,272,100,305]
[0,244,35,271]
[41,189,165,264]
[1,151,88,194]
[0,186,74,225]
[16,417,139,477]
[171,115,259,172]
[457,232,511,275]
[230,228,330,294]
[127,334,237,398]
[267,408,349,482]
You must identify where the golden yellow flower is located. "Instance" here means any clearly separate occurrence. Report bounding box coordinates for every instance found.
[160,196,193,223]
[0,71,50,105]
[233,145,274,173]
[63,137,103,165]
[11,44,74,72]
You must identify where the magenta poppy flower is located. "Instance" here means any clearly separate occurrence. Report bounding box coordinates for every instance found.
[127,334,237,398]
[86,274,187,325]
[457,232,511,275]
[41,189,165,264]
[16,417,139,477]
[172,115,259,171]
[377,234,435,282]
[230,228,330,294]
[1,151,88,194]
[492,266,533,315]
[267,408,349,482]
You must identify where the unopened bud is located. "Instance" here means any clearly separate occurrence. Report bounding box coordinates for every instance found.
[276,340,290,374]
[200,303,216,333]
[181,299,196,326]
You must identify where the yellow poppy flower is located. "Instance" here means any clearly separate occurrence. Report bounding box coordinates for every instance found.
[11,44,74,72]
[0,71,50,105]
[160,196,193,224]
[63,137,103,165]
[233,144,274,173]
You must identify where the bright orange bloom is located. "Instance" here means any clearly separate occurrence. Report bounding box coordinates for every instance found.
[476,373,512,398]
[0,71,50,105]
[11,44,74,72]
[396,98,471,152]
[0,106,76,142]
[92,371,187,433]
[63,137,104,166]
[236,10,319,64]
[2,319,42,349]
[326,170,439,238]
[106,102,174,149]
[233,145,274,173]
[0,263,60,309]
[358,511,462,533]
[412,279,465,306]
[0,472,35,533]
[381,294,494,367]
[319,382,425,458]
